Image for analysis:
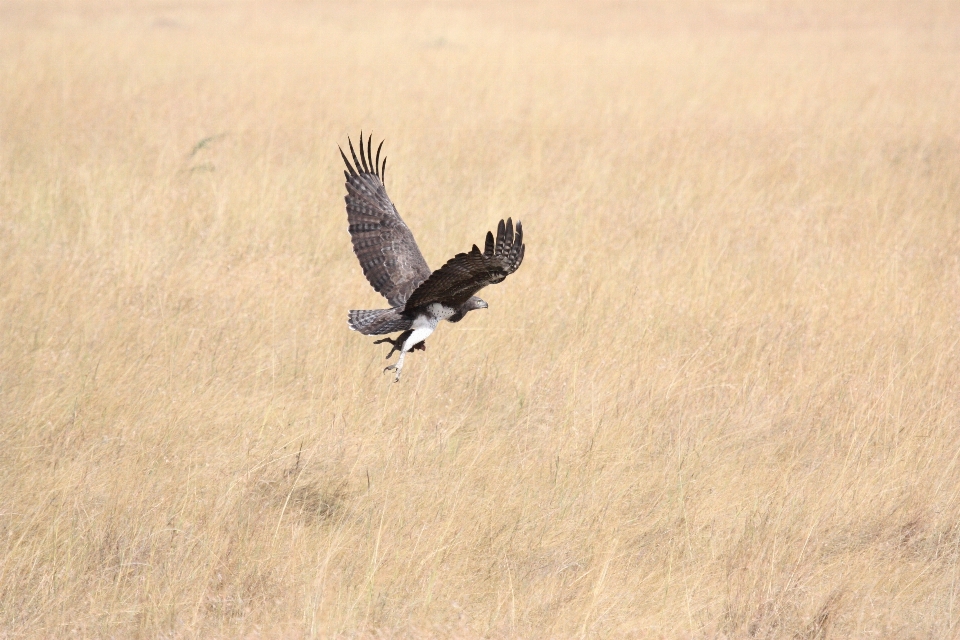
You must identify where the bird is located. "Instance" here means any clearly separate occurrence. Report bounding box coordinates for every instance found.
[339,133,525,382]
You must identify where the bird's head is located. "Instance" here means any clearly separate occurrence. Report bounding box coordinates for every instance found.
[448,296,487,323]
[463,296,488,311]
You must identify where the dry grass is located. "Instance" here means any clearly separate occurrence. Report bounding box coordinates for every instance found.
[2,0,960,637]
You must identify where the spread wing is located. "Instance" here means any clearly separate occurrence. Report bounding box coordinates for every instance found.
[341,134,432,307]
[403,218,525,311]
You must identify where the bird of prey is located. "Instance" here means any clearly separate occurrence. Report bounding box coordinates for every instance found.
[340,134,525,382]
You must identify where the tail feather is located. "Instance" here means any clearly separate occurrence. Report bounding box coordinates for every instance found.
[348,308,413,335]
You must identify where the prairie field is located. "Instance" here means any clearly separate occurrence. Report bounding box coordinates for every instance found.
[3,0,960,637]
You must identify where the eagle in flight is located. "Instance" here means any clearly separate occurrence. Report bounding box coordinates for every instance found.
[340,134,525,382]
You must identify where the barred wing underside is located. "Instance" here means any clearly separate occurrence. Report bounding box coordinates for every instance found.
[341,135,431,307]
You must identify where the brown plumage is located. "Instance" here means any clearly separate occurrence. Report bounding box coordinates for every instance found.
[341,135,431,308]
[341,133,526,381]
[402,218,524,311]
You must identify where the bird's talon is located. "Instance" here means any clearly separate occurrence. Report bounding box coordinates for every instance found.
[374,332,412,359]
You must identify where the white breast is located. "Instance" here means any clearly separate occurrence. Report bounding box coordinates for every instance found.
[403,305,455,352]
[426,302,457,322]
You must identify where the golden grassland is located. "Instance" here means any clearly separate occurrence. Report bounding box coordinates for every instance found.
[2,0,960,636]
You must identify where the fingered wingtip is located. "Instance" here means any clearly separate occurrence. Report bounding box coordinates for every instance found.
[488,217,524,271]
[343,132,387,180]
